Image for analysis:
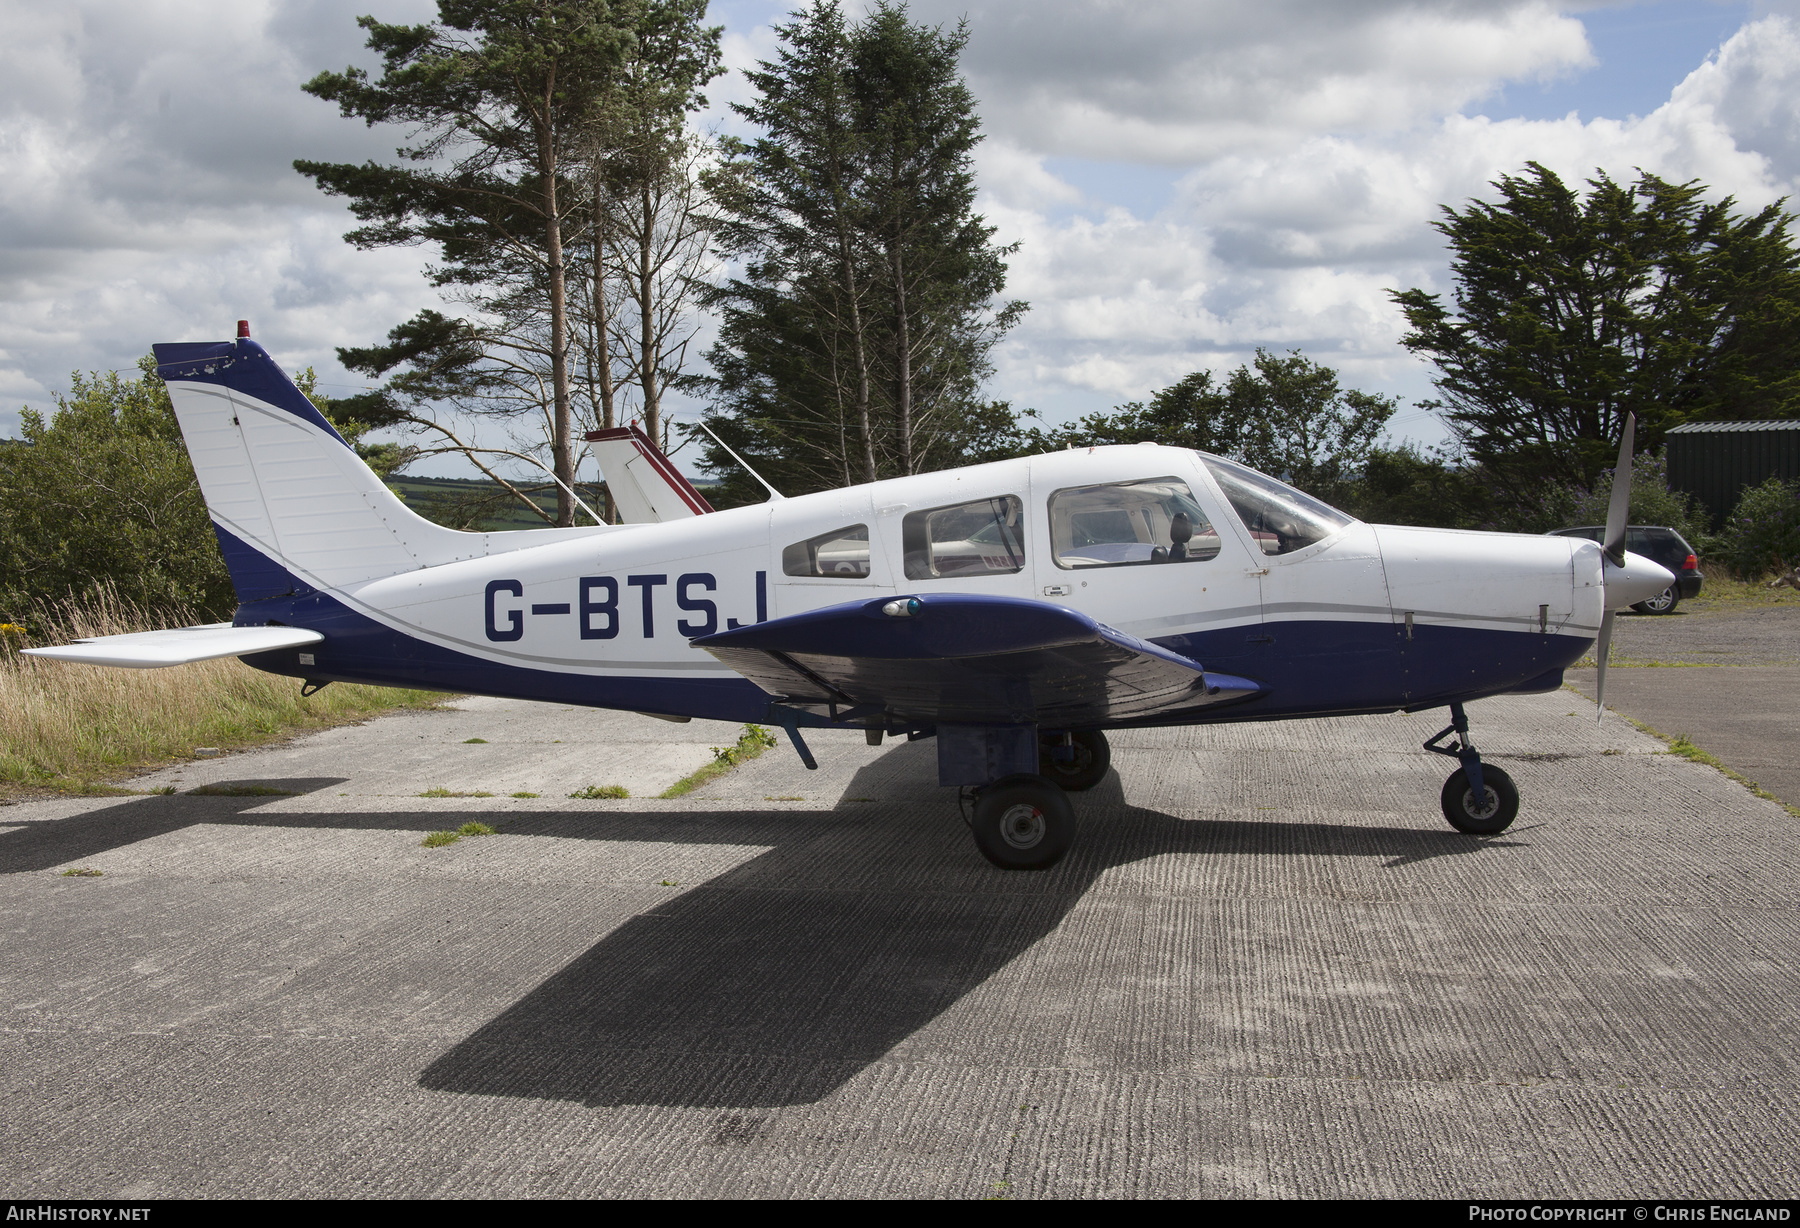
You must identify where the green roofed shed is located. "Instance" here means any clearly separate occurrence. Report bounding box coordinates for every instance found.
[1664,420,1800,529]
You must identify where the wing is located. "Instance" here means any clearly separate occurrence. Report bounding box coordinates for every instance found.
[22,623,324,669]
[693,593,1261,726]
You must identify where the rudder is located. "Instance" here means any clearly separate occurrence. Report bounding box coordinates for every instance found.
[155,335,461,600]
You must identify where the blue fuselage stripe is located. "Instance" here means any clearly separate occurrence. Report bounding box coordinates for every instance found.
[239,584,1587,728]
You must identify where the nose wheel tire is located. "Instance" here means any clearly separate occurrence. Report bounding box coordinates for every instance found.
[1440,764,1519,835]
[1038,730,1111,792]
[971,773,1075,870]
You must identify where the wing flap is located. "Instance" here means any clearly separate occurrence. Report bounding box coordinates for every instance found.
[22,623,323,669]
[695,594,1261,725]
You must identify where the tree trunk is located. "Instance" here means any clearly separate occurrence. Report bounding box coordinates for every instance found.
[593,171,618,523]
[837,221,878,483]
[890,234,913,474]
[637,181,660,450]
[540,114,574,527]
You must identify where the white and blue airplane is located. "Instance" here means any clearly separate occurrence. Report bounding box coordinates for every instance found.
[29,328,1675,870]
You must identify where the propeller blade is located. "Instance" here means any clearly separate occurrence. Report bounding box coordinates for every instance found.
[1602,412,1636,568]
[1594,609,1615,722]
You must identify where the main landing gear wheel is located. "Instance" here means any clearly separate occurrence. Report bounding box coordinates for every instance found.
[1039,730,1111,792]
[971,773,1075,871]
[1440,764,1519,835]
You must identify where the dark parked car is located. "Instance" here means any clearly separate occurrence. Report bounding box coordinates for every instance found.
[1547,525,1704,614]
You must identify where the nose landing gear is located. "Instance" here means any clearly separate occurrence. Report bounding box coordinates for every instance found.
[1425,702,1519,835]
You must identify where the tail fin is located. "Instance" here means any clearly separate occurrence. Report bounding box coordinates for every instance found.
[155,335,600,604]
[585,425,714,523]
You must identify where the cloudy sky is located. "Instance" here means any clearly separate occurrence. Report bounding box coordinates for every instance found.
[4,0,1799,476]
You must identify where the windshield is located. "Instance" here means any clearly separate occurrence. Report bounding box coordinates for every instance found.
[1200,455,1354,555]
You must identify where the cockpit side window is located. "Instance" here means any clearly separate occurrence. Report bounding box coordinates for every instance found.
[902,495,1026,580]
[1200,455,1353,555]
[1049,477,1220,570]
[782,524,871,578]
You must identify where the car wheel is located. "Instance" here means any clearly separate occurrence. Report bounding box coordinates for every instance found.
[1637,585,1679,615]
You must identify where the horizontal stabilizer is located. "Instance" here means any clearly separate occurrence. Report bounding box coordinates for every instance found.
[22,623,323,669]
[585,425,714,523]
[694,593,1261,726]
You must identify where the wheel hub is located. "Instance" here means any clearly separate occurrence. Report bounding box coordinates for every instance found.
[999,803,1046,849]
[1461,786,1499,820]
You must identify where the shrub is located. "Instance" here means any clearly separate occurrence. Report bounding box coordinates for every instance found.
[1566,449,1709,542]
[1713,477,1800,579]
[0,361,233,620]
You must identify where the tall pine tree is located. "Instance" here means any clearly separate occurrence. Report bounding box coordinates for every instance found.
[297,0,635,525]
[701,0,1023,503]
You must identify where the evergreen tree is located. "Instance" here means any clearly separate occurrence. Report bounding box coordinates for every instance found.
[296,0,636,525]
[1391,163,1800,500]
[701,0,1023,501]
[593,0,723,453]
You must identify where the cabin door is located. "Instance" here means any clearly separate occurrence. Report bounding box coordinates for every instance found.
[1026,459,1268,678]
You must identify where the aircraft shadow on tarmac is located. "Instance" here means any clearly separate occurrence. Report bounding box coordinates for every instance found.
[1,745,1521,1109]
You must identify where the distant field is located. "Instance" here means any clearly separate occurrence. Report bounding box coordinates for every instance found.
[385,474,723,530]
[386,475,598,531]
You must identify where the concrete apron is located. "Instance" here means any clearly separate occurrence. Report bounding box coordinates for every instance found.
[2,692,1798,1197]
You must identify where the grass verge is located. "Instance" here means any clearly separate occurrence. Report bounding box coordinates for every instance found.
[1683,570,1800,613]
[0,592,449,801]
[1571,656,1772,668]
[1613,711,1800,820]
[659,724,778,799]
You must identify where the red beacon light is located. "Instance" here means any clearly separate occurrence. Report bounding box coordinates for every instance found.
[237,319,251,339]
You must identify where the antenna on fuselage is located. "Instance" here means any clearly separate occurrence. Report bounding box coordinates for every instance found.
[694,420,785,502]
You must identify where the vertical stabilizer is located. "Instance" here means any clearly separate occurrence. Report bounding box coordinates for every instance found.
[585,425,714,523]
[156,337,460,599]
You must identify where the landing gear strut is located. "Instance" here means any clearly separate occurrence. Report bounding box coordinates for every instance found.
[1038,729,1111,792]
[938,724,1078,870]
[1424,702,1519,835]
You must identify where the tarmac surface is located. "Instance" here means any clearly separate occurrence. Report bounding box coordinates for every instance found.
[4,673,1799,1199]
[1568,600,1800,809]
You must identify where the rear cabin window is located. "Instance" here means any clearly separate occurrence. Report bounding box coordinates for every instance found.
[1049,477,1221,569]
[783,524,871,578]
[902,496,1027,580]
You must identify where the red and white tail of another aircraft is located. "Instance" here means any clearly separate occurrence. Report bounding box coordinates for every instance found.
[585,424,714,523]
[26,329,1674,869]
